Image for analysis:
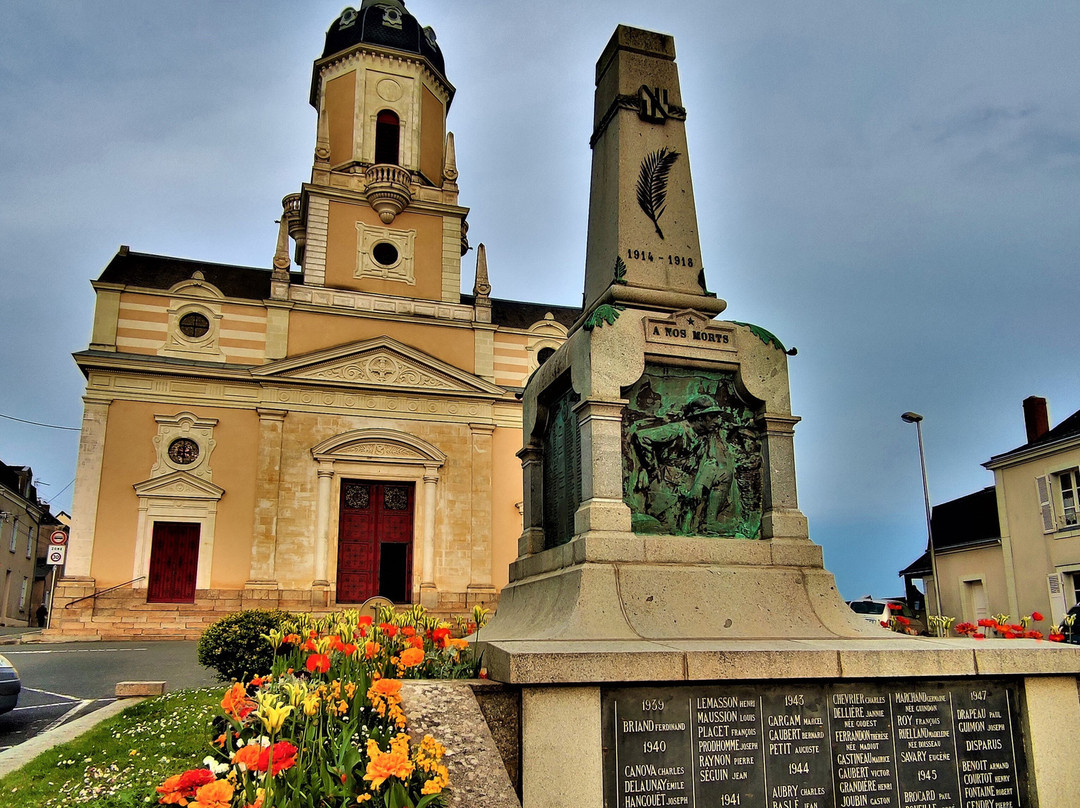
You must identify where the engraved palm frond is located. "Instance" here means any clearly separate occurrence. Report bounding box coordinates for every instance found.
[636,148,680,239]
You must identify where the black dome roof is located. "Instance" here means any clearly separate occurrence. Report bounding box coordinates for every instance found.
[321,2,447,80]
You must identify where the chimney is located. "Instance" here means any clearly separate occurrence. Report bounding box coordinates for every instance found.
[1023,396,1050,443]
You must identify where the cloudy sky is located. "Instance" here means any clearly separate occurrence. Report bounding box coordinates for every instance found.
[2,1,1078,600]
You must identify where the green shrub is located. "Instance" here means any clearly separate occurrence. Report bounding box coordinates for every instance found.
[196,609,292,682]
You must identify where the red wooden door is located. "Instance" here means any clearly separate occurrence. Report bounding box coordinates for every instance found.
[337,481,414,603]
[147,522,200,603]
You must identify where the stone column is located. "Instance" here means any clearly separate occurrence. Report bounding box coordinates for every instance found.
[757,412,809,542]
[573,398,631,534]
[516,444,545,557]
[65,397,110,580]
[419,466,439,608]
[313,462,334,586]
[467,423,497,605]
[244,408,286,608]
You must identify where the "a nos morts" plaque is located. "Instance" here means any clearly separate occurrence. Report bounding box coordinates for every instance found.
[602,681,1024,808]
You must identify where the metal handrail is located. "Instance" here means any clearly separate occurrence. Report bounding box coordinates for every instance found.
[64,576,146,609]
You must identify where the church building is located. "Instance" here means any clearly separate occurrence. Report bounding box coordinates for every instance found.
[54,2,578,639]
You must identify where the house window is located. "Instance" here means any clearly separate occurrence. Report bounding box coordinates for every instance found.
[18,578,27,612]
[375,110,400,165]
[1058,469,1080,527]
[24,525,32,559]
[7,519,15,553]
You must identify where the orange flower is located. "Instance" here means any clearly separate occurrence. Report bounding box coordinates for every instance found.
[364,641,382,659]
[447,637,469,651]
[232,745,263,771]
[221,683,255,721]
[399,647,425,668]
[363,738,414,790]
[189,779,234,808]
[368,678,402,699]
[343,642,358,656]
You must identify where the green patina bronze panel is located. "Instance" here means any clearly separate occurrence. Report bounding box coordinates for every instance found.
[542,382,582,548]
[622,365,762,538]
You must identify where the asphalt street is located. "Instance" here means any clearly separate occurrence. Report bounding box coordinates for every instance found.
[0,641,220,752]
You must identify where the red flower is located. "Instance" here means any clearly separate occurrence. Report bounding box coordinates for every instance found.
[1031,611,1045,622]
[179,769,216,791]
[379,623,398,638]
[978,618,996,628]
[431,627,451,648]
[305,653,331,674]
[259,741,298,776]
[343,642,358,656]
[973,632,986,640]
[1049,633,1065,642]
[880,621,889,628]
[358,615,373,627]
[402,626,416,637]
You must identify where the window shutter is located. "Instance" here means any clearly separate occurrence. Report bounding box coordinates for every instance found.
[1035,475,1055,534]
[1047,573,1067,626]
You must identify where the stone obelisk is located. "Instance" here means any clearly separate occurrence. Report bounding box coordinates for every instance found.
[479,25,870,648]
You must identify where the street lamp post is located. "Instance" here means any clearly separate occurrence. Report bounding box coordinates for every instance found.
[901,411,943,623]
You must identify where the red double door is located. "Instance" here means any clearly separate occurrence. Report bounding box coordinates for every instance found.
[336,480,414,603]
[147,522,200,603]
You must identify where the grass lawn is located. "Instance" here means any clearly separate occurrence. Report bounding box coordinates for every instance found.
[0,688,220,808]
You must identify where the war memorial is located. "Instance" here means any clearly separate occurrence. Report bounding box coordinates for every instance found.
[472,24,1080,808]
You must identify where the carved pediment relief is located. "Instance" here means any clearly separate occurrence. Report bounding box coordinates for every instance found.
[253,337,505,396]
[311,428,446,467]
[134,470,225,501]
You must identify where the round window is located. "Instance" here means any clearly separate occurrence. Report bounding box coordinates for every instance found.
[168,438,200,465]
[372,242,399,266]
[178,312,210,338]
[537,347,556,366]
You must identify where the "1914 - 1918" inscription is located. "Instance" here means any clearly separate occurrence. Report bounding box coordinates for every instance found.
[602,681,1022,808]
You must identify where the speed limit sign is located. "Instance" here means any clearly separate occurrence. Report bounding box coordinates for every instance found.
[47,546,67,566]
[49,530,68,546]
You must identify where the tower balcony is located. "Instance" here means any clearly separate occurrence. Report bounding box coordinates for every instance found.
[281,193,306,265]
[364,164,413,223]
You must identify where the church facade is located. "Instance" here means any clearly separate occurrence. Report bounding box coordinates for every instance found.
[53,2,577,639]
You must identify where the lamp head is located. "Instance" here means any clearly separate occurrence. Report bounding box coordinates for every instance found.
[901,412,923,424]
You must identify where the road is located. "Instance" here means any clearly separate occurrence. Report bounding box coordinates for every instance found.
[0,641,220,752]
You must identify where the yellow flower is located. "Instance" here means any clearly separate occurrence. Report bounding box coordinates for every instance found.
[302,694,321,716]
[258,702,294,734]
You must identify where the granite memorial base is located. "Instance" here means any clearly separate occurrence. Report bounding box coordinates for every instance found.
[476,640,1080,808]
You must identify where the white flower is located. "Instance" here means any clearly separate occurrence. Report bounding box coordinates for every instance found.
[202,755,230,775]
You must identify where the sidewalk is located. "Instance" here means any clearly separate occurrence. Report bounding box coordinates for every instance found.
[0,626,41,646]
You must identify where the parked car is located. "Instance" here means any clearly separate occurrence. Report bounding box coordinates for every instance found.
[0,654,20,713]
[849,598,892,627]
[848,599,928,636]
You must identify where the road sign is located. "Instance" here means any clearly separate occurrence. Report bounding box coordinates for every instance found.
[47,546,67,566]
[49,530,68,546]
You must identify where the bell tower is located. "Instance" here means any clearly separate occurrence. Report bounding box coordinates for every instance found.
[278,1,467,304]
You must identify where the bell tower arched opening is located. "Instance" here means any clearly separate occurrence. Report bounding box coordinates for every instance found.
[375,110,401,165]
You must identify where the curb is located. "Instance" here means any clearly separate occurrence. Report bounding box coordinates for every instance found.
[0,698,143,778]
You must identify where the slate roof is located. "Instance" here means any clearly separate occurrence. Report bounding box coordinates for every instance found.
[898,486,1000,577]
[97,249,272,300]
[96,249,581,330]
[988,406,1080,464]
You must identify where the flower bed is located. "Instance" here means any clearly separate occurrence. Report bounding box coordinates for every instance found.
[156,605,487,808]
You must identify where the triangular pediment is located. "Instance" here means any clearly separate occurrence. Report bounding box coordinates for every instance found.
[252,337,505,395]
[134,470,224,500]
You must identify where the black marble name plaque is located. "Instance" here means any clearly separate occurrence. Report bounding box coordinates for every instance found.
[602,681,1024,808]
